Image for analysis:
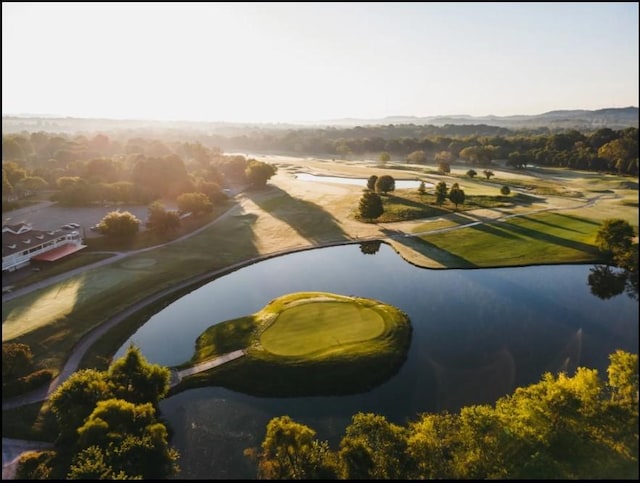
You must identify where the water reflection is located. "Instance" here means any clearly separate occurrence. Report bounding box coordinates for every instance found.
[588,264,638,301]
[295,172,431,189]
[132,244,638,479]
[359,240,381,255]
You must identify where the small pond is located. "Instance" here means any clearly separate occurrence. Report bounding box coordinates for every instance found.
[114,243,638,478]
[295,172,432,189]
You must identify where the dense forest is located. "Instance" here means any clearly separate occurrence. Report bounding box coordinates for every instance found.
[2,124,638,212]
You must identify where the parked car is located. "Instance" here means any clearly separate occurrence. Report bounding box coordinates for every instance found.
[69,223,81,228]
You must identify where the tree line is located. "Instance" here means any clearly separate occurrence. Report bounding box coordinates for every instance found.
[247,350,638,479]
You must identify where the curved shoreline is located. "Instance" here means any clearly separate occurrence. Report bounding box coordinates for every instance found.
[1,190,607,410]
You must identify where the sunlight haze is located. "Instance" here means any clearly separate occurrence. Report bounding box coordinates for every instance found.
[2,2,638,123]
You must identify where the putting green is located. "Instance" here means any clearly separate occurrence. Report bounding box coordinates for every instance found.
[260,298,386,356]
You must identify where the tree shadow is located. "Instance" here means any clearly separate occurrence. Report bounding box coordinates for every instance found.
[382,229,477,268]
[492,218,600,255]
[246,185,349,244]
[516,215,585,233]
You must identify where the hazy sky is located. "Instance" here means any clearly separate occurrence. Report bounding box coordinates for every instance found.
[2,2,638,123]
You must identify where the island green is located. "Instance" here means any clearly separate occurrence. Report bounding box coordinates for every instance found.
[172,292,412,397]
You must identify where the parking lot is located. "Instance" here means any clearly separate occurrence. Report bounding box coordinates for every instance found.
[2,202,167,239]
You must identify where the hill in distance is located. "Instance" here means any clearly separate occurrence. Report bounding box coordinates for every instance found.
[1,107,637,134]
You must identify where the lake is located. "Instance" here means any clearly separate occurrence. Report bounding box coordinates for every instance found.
[115,243,638,479]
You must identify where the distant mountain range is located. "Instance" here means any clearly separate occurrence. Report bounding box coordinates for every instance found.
[2,107,638,134]
[313,107,638,130]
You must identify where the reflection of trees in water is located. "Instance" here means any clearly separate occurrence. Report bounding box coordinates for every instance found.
[588,264,638,301]
[359,240,381,255]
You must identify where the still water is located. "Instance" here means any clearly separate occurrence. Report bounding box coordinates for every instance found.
[115,243,638,479]
[295,172,432,189]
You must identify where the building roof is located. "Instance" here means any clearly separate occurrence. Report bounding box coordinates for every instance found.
[2,224,75,258]
[32,243,87,261]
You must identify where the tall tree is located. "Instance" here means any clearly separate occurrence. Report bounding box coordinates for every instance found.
[448,182,465,209]
[108,344,170,406]
[358,191,384,220]
[435,181,448,206]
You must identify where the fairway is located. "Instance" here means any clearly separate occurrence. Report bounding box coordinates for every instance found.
[260,301,385,356]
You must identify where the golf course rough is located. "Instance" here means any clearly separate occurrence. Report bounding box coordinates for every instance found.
[180,291,413,397]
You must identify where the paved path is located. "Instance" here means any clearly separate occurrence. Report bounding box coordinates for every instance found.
[170,349,246,387]
[2,438,53,480]
[0,185,610,478]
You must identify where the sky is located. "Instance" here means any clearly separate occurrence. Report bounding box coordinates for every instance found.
[2,2,639,123]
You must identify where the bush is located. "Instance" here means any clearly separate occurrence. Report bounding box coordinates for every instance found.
[500,185,511,195]
[2,369,55,399]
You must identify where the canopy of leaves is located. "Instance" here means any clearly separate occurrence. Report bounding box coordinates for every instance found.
[96,210,140,238]
[358,191,384,220]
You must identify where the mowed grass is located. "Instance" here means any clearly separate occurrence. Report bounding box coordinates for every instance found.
[172,292,412,397]
[414,212,603,268]
[260,301,385,356]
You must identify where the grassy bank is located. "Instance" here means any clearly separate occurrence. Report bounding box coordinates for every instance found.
[170,292,412,397]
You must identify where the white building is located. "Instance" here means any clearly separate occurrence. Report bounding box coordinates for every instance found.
[2,223,86,272]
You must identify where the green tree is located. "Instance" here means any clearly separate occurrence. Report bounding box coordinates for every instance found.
[406,412,461,479]
[146,201,180,234]
[176,192,213,215]
[435,181,448,206]
[108,344,170,406]
[483,169,494,180]
[245,159,277,188]
[438,161,451,174]
[67,445,130,480]
[96,210,140,238]
[406,150,426,164]
[417,180,426,196]
[466,169,477,178]
[16,176,48,194]
[378,151,391,165]
[448,182,465,209]
[595,218,636,262]
[2,342,33,379]
[374,174,395,194]
[338,412,408,479]
[256,415,336,479]
[366,175,378,191]
[48,369,113,443]
[2,169,13,199]
[434,150,454,165]
[607,350,638,407]
[75,398,179,479]
[358,191,383,220]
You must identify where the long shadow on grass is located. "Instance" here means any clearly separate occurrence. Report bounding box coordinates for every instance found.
[468,222,522,240]
[382,229,477,268]
[246,185,349,243]
[494,217,600,256]
[516,213,594,233]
